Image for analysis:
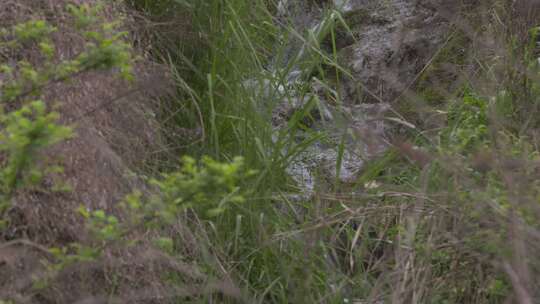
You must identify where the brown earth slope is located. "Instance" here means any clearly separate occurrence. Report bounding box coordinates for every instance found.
[0,0,182,302]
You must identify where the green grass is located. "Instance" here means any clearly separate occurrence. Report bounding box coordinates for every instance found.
[133,1,377,302]
[126,0,356,301]
[124,1,540,303]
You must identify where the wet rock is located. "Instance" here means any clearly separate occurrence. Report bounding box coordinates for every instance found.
[338,0,452,103]
[271,0,455,191]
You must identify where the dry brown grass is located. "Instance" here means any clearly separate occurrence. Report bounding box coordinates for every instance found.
[0,1,212,302]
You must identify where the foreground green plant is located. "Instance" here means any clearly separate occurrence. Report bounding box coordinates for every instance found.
[36,155,252,290]
[0,2,133,223]
[0,0,135,297]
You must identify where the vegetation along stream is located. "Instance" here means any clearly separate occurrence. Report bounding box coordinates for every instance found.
[1,0,540,303]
